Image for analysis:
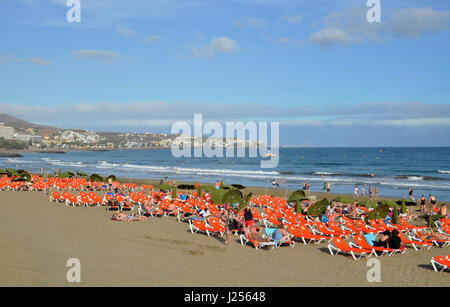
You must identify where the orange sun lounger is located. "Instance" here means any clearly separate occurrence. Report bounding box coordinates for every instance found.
[328,237,372,260]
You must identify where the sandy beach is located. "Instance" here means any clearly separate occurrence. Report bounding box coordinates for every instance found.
[0,183,448,287]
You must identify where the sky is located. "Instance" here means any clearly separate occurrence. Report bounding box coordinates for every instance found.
[0,0,449,146]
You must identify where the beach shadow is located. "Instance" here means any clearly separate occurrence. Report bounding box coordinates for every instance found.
[418,264,435,272]
[318,247,331,255]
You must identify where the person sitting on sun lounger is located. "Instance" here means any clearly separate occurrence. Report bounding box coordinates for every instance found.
[111,212,148,222]
[271,224,291,242]
[242,224,272,243]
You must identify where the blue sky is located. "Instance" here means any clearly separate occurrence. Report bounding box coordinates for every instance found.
[0,0,450,146]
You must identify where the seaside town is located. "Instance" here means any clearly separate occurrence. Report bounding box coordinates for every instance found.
[0,117,261,151]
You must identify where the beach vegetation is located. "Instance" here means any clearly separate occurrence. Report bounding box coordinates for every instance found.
[333,195,354,204]
[400,199,407,214]
[395,199,416,207]
[391,207,399,224]
[359,200,378,209]
[365,204,390,221]
[222,189,243,207]
[307,198,330,217]
[89,174,104,182]
[177,184,195,190]
[156,183,172,192]
[231,184,246,190]
[106,175,117,182]
[0,137,28,150]
[287,190,308,213]
[76,172,88,177]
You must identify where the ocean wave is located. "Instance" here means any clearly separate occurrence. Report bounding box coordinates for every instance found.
[394,175,444,181]
[438,170,450,174]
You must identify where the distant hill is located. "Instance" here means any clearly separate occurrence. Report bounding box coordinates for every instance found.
[0,113,62,137]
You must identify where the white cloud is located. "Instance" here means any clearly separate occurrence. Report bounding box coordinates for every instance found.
[278,14,303,24]
[27,57,51,65]
[234,16,267,29]
[309,27,352,48]
[190,37,241,58]
[309,8,385,48]
[0,57,23,64]
[140,35,161,43]
[310,7,450,48]
[390,7,450,38]
[72,49,130,63]
[1,101,449,131]
[115,25,137,38]
[261,34,304,47]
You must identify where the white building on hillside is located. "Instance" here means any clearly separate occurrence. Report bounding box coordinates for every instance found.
[0,123,14,140]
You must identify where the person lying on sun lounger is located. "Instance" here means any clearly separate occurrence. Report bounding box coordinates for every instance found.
[242,224,272,243]
[418,228,450,241]
[111,212,148,222]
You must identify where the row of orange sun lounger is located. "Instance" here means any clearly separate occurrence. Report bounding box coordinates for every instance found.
[0,175,156,191]
[47,188,450,265]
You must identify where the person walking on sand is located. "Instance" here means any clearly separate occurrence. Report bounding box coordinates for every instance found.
[429,194,437,215]
[354,185,359,199]
[224,208,235,245]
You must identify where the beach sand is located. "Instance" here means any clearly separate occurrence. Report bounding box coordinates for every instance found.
[0,186,448,287]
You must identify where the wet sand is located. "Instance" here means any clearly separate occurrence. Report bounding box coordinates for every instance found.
[0,186,448,287]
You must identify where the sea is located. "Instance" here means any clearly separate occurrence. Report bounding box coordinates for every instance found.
[1,147,449,201]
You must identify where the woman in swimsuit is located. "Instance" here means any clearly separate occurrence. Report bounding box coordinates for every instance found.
[419,195,426,213]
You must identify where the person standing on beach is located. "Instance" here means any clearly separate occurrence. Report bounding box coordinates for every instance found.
[326,182,331,194]
[361,185,366,197]
[369,186,373,200]
[223,208,235,245]
[429,194,437,215]
[375,187,379,200]
[194,181,200,191]
[419,194,426,214]
[243,207,254,228]
[323,182,327,194]
[353,186,359,199]
[408,187,413,200]
[215,180,220,190]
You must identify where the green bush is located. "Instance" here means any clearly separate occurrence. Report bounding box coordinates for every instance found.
[222,189,243,207]
[400,199,407,214]
[359,200,378,209]
[365,204,390,221]
[177,184,195,190]
[0,138,28,150]
[106,175,117,182]
[231,184,246,190]
[89,174,104,182]
[333,195,354,204]
[307,198,330,217]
